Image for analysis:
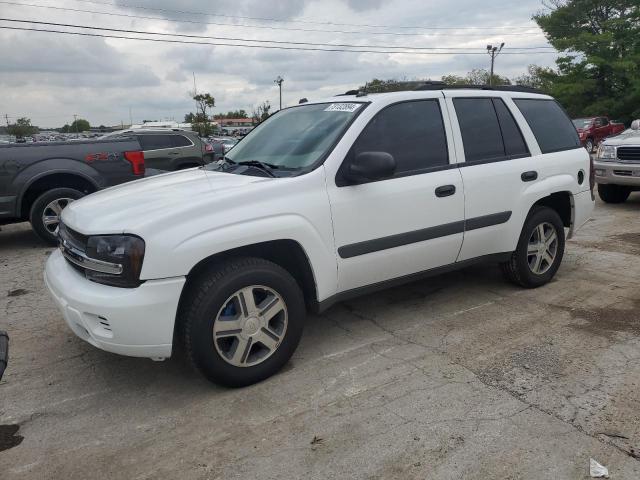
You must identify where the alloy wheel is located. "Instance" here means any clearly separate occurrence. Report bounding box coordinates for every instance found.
[527,222,558,275]
[42,198,74,234]
[213,285,288,367]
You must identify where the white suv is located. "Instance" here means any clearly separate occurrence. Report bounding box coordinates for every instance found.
[45,86,595,386]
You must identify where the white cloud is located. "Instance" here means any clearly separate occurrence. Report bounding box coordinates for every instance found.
[0,0,556,127]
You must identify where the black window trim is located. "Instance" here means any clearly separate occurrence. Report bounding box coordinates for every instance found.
[452,96,531,167]
[512,97,583,155]
[335,98,452,187]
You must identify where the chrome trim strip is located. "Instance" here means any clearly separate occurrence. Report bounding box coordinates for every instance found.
[60,241,123,275]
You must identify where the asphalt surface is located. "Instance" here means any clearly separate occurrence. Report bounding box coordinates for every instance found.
[1,194,639,479]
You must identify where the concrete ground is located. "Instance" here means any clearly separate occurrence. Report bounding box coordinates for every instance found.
[1,195,639,479]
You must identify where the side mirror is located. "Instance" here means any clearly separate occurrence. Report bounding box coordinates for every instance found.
[631,120,640,130]
[343,151,396,184]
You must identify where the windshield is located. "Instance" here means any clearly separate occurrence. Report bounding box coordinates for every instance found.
[572,118,593,128]
[222,102,364,171]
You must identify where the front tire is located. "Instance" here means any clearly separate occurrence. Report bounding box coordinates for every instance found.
[180,257,305,387]
[585,138,594,153]
[598,184,630,204]
[501,206,565,288]
[29,187,84,245]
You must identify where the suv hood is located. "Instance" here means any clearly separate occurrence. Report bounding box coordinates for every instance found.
[603,131,640,146]
[62,168,273,234]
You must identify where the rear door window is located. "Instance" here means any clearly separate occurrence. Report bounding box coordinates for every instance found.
[454,98,505,162]
[172,135,193,148]
[513,99,581,153]
[493,99,529,157]
[137,134,174,151]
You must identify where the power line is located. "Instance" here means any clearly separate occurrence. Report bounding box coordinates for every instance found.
[69,0,538,31]
[0,25,561,55]
[0,2,546,37]
[0,18,556,51]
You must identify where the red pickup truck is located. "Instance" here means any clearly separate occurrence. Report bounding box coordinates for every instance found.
[572,116,625,152]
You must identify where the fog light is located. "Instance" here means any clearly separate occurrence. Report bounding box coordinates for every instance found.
[595,169,605,176]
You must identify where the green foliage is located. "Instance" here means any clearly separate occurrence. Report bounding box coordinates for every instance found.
[441,68,511,86]
[252,101,272,123]
[534,0,640,122]
[191,92,216,136]
[217,110,248,119]
[358,78,432,93]
[60,119,90,133]
[513,65,556,92]
[7,117,38,138]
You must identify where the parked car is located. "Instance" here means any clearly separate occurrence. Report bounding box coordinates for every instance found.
[593,119,640,203]
[0,137,144,244]
[45,86,594,387]
[104,128,214,170]
[572,116,625,152]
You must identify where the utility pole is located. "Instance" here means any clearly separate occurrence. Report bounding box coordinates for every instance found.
[274,76,284,110]
[129,106,133,127]
[4,114,9,127]
[73,114,78,133]
[486,43,505,86]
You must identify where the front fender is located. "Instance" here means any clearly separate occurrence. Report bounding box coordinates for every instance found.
[140,214,338,302]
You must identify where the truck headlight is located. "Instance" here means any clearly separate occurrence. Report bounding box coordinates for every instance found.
[85,235,145,288]
[597,145,616,160]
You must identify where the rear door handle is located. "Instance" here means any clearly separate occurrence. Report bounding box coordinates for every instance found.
[521,171,538,182]
[435,185,456,198]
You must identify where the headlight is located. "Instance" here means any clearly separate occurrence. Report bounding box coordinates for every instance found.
[597,145,616,160]
[84,235,145,288]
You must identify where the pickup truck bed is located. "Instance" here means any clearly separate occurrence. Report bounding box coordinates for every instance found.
[0,137,144,244]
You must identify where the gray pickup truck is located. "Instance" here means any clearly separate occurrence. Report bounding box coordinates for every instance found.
[0,137,144,244]
[594,120,640,203]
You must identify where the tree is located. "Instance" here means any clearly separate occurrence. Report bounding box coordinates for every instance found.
[252,101,272,123]
[7,117,38,138]
[534,0,640,122]
[513,65,556,92]
[357,78,433,93]
[442,68,511,86]
[191,92,216,136]
[60,119,90,133]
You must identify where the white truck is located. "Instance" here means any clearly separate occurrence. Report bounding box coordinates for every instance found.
[594,119,640,203]
[45,85,595,386]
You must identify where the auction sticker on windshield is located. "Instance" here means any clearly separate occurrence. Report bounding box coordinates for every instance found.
[324,103,361,113]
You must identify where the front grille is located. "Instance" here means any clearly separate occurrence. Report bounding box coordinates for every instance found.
[58,222,88,252]
[617,147,640,162]
[613,170,633,177]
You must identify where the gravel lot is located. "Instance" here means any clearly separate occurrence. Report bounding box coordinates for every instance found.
[1,194,639,479]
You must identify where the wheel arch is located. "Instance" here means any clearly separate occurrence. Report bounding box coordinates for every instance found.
[180,239,319,312]
[19,171,99,219]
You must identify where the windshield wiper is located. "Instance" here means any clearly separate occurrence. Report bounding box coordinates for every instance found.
[236,160,279,177]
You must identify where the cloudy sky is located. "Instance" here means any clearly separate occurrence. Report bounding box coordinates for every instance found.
[0,0,557,128]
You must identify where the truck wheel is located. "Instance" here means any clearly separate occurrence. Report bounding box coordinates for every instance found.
[585,138,594,153]
[29,188,84,245]
[180,257,305,387]
[597,184,630,204]
[500,206,565,288]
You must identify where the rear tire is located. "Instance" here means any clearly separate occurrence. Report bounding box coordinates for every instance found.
[180,257,305,387]
[598,184,630,204]
[29,188,84,245]
[501,206,565,288]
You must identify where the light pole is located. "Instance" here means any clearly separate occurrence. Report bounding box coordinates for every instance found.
[486,43,505,86]
[274,76,284,110]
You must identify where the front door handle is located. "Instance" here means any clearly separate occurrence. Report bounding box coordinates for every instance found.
[435,185,456,198]
[521,171,538,182]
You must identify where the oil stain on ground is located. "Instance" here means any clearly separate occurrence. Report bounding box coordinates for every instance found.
[0,424,24,452]
[563,298,640,340]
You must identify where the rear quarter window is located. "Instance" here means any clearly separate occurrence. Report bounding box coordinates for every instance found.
[513,99,581,154]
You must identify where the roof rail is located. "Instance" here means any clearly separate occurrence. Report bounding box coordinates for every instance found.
[339,83,543,96]
[414,83,542,93]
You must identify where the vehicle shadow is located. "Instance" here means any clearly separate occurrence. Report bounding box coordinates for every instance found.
[0,223,46,252]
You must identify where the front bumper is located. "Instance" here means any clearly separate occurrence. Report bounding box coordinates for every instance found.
[44,249,185,358]
[594,160,640,187]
